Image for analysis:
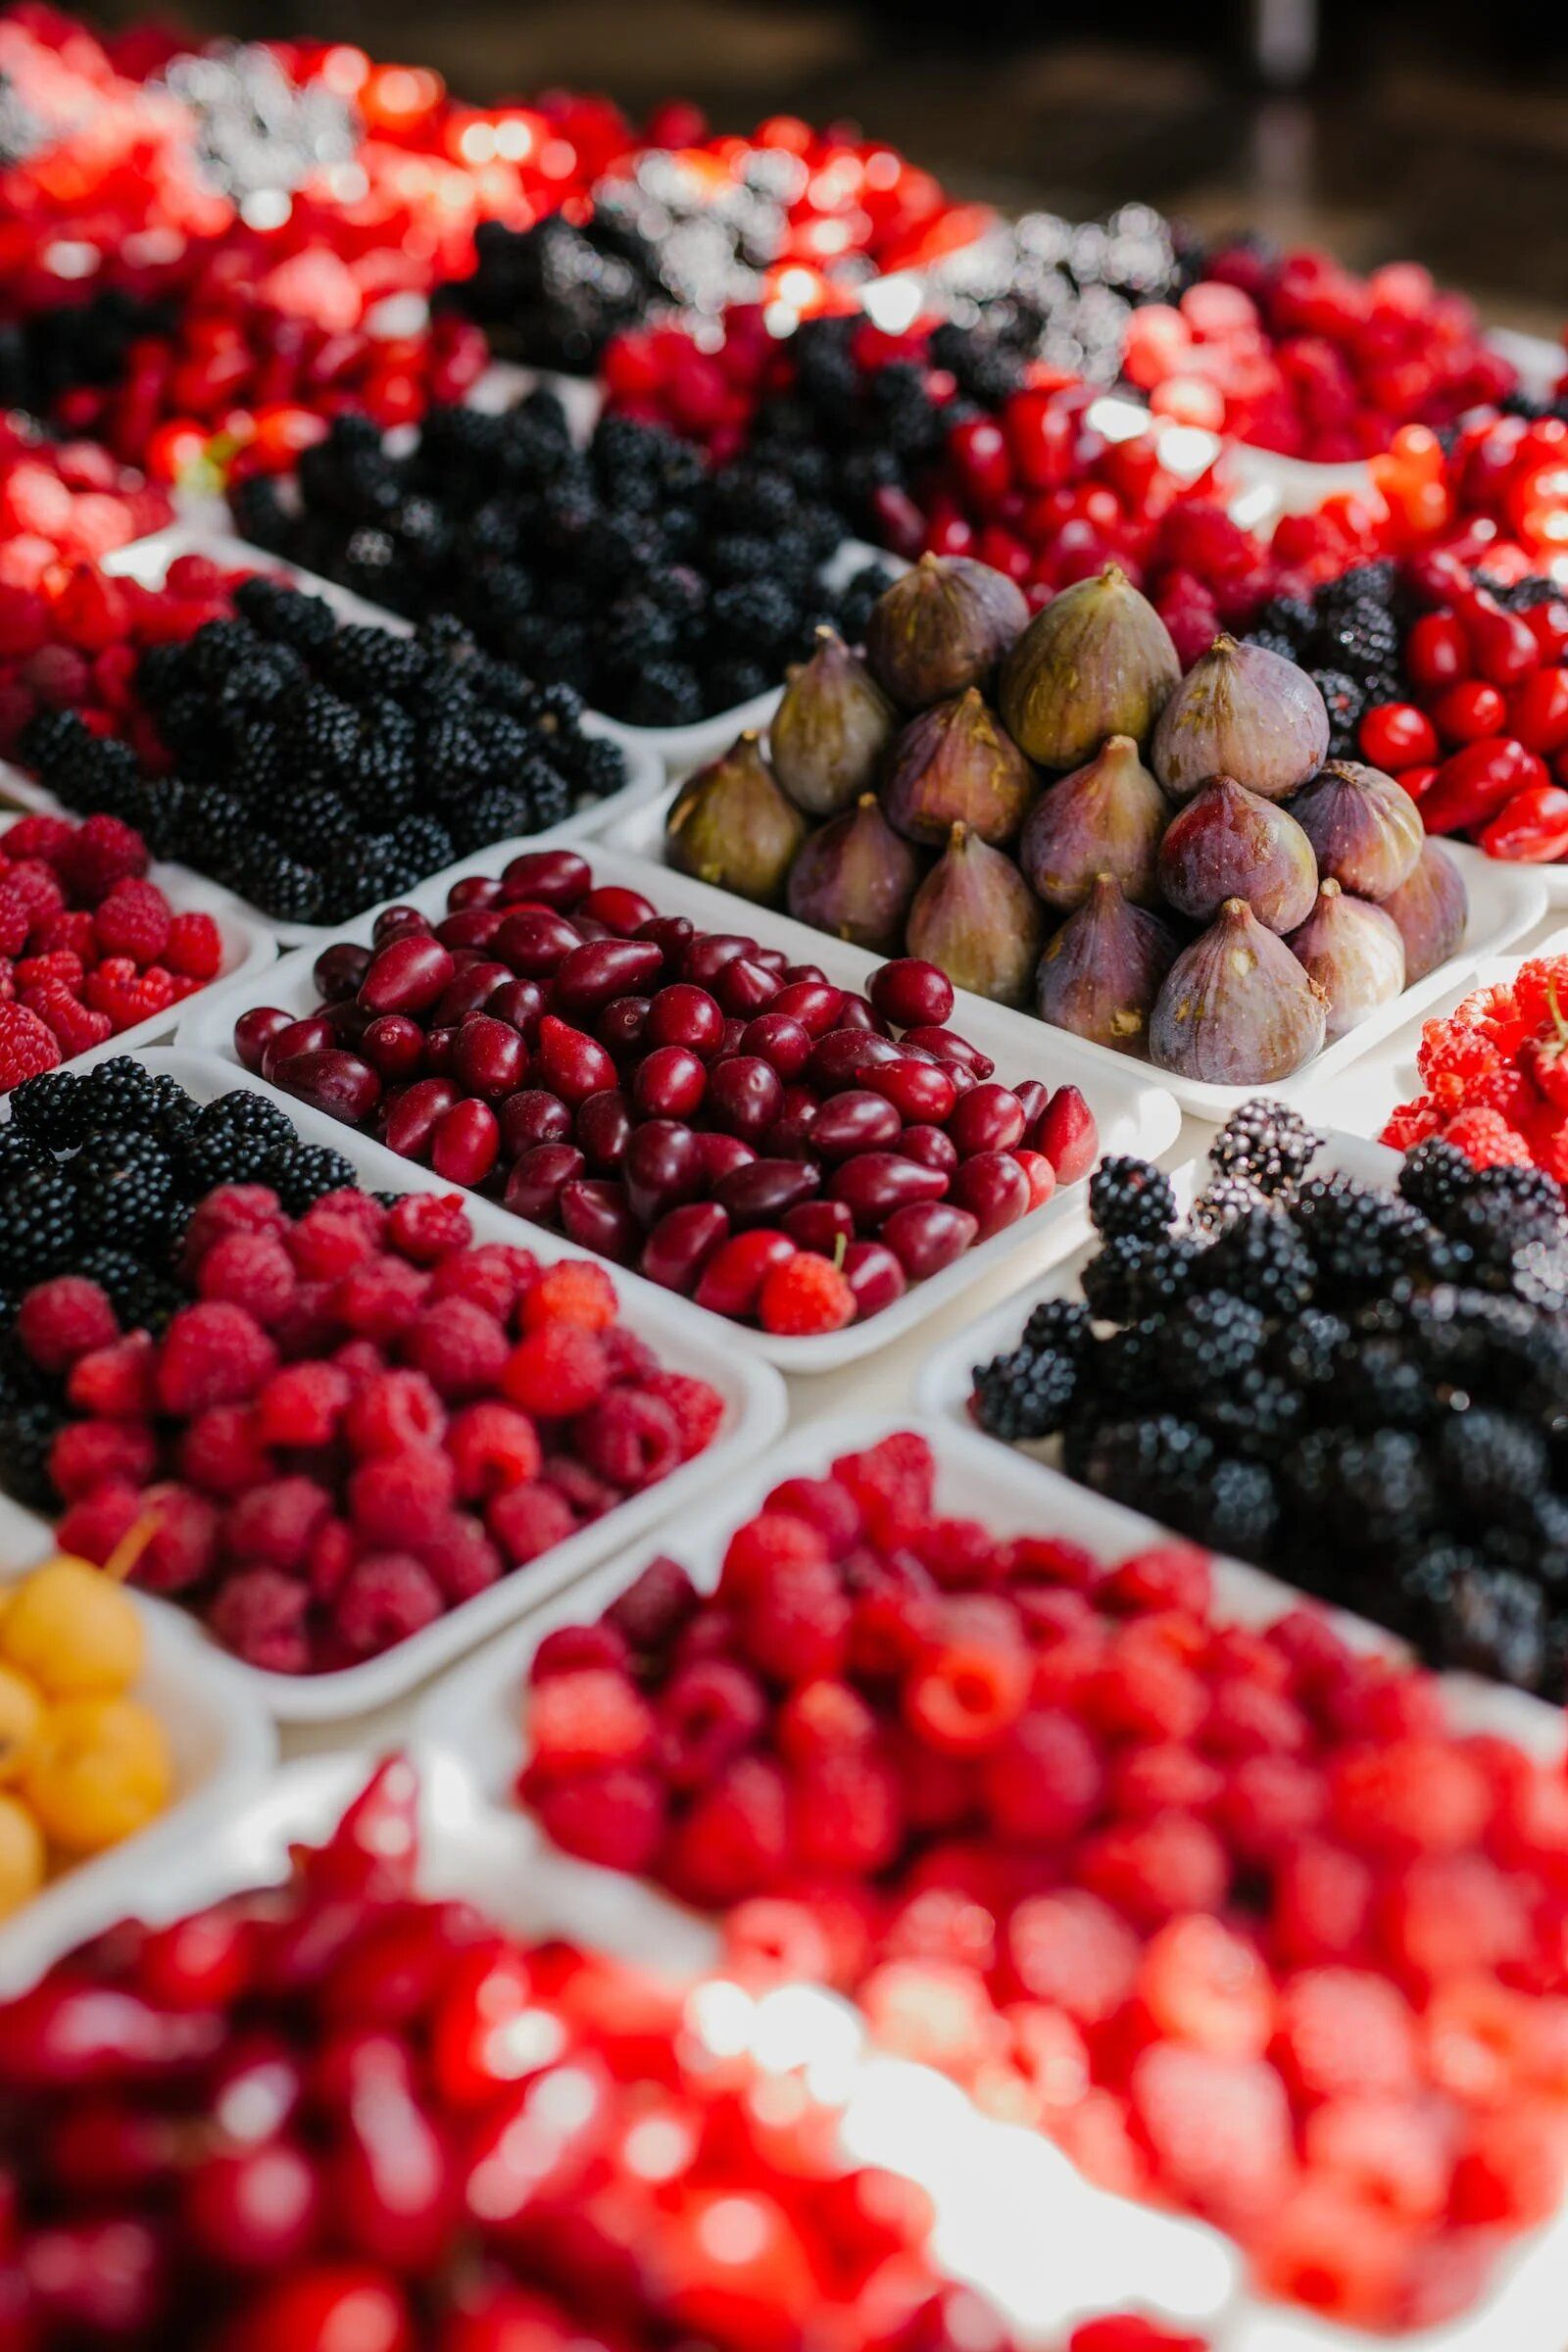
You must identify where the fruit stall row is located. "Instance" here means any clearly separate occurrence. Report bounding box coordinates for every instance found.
[3,12,1568,2348]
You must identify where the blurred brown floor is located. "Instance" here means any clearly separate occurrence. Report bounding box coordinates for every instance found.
[151,0,1568,331]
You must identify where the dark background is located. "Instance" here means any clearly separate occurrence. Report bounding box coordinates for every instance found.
[124,0,1568,324]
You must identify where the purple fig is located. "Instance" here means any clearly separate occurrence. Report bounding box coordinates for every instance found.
[1150,897,1328,1085]
[1284,760,1423,902]
[786,794,921,955]
[665,731,807,905]
[1036,873,1179,1052]
[770,627,897,815]
[1152,634,1329,802]
[1379,841,1468,983]
[1285,878,1406,1041]
[1020,732,1169,911]
[1000,564,1180,768]
[1156,773,1318,933]
[864,553,1029,710]
[882,688,1037,847]
[906,822,1045,1007]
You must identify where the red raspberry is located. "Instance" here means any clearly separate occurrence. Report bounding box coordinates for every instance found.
[542,1453,619,1523]
[3,860,64,927]
[981,1707,1104,1844]
[0,1000,61,1088]
[520,1260,618,1333]
[28,908,94,961]
[1139,1914,1274,2059]
[665,1755,790,1906]
[49,1419,158,1501]
[658,1659,767,1788]
[56,1480,142,1567]
[127,1486,220,1594]
[286,1206,375,1282]
[402,1298,510,1400]
[23,981,111,1057]
[0,587,48,659]
[66,1331,157,1421]
[720,1509,825,1602]
[61,813,147,905]
[429,1242,536,1320]
[16,950,84,995]
[415,1514,503,1604]
[763,1474,862,1557]
[179,1185,286,1275]
[530,1767,666,1873]
[503,1325,609,1417]
[1090,1626,1207,1743]
[1381,1851,1532,1984]
[1438,1104,1535,1168]
[334,1254,431,1341]
[1302,2095,1453,2226]
[790,1747,902,1876]
[737,1551,851,1686]
[385,1191,473,1265]
[1,814,73,862]
[224,1477,333,1572]
[16,1277,118,1372]
[604,1555,699,1653]
[307,1518,355,1604]
[334,1552,444,1656]
[639,1373,728,1458]
[1275,1968,1419,2102]
[600,1326,661,1387]
[1075,1811,1231,1930]
[156,1304,278,1415]
[93,877,171,965]
[195,1232,298,1330]
[175,1404,275,1497]
[447,1400,541,1499]
[904,1607,1030,1755]
[1251,2182,1414,2328]
[759,1250,856,1335]
[1129,2043,1294,2230]
[1216,1754,1323,1866]
[209,1565,313,1675]
[1328,1739,1492,1859]
[486,1481,576,1565]
[1450,2103,1568,2229]
[312,1189,385,1243]
[833,1432,935,1545]
[21,643,89,710]
[573,1390,682,1493]
[1108,1741,1223,1822]
[0,886,28,958]
[254,1362,352,1450]
[1070,2323,1209,2352]
[531,1624,632,1682]
[349,1450,458,1547]
[1004,1890,1141,2023]
[531,1668,657,1774]
[776,1677,877,1766]
[163,910,222,980]
[50,564,130,652]
[343,1369,446,1457]
[1104,1543,1213,1617]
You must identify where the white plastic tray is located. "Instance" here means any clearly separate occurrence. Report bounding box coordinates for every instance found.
[0,1499,277,1996]
[18,1744,1238,2349]
[174,837,1181,1374]
[0,808,275,1077]
[24,1043,786,1723]
[417,1406,1568,2352]
[603,785,1545,1125]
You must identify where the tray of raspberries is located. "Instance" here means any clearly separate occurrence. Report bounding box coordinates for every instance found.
[417,1416,1568,2347]
[176,837,1181,1369]
[0,1049,783,1719]
[0,1745,1226,2351]
[0,809,273,1095]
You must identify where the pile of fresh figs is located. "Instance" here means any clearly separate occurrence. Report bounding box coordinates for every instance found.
[664,556,1468,1086]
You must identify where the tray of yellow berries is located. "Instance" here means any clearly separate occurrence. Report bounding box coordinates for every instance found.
[0,1498,276,1993]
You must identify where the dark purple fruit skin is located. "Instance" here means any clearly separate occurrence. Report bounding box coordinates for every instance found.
[559,1179,636,1264]
[505,1144,585,1220]
[314,942,372,1002]
[712,1158,822,1227]
[841,1241,906,1319]
[270,1049,380,1127]
[641,1202,731,1294]
[828,1153,949,1229]
[880,1201,979,1278]
[1156,776,1318,934]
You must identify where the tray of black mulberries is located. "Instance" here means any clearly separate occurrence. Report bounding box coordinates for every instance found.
[920,1096,1568,1701]
[225,391,894,761]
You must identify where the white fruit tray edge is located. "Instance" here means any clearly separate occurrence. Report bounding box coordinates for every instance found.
[172,836,1182,1373]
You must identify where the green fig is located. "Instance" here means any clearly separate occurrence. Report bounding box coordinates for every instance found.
[664,731,807,906]
[770,627,897,816]
[1000,564,1180,769]
[906,822,1045,1007]
[863,553,1030,710]
[882,688,1037,847]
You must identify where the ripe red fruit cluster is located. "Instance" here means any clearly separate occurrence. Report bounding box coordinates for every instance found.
[23,1186,722,1676]
[1356,551,1568,862]
[0,549,248,766]
[519,1431,1568,2329]
[0,810,222,1087]
[236,849,1099,1337]
[0,1756,1054,2352]
[1382,955,1568,1176]
[0,422,171,578]
[1123,251,1514,463]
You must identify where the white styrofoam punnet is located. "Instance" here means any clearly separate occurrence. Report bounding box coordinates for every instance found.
[0,1494,276,1996]
[0,808,275,1065]
[174,838,1181,1373]
[417,1405,1568,2352]
[40,1045,787,1722]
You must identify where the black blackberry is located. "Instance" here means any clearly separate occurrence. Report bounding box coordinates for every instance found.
[1165,1291,1268,1398]
[0,1164,78,1283]
[1293,1177,1443,1298]
[322,624,427,700]
[1021,1298,1094,1359]
[1200,1368,1305,1459]
[273,1144,359,1215]
[0,1127,47,1181]
[8,1068,88,1149]
[622,662,705,727]
[1439,1567,1550,1691]
[1189,1173,1265,1235]
[1244,628,1299,663]
[1199,1208,1315,1316]
[75,1248,180,1333]
[0,1398,63,1509]
[1092,1319,1168,1410]
[1397,1138,1477,1225]
[75,1056,167,1135]
[1254,593,1317,649]
[1310,667,1366,756]
[971,1345,1079,1440]
[72,1132,178,1250]
[1067,1412,1217,1526]
[243,855,324,926]
[1087,1156,1177,1241]
[177,1094,292,1193]
[1209,1101,1320,1195]
[1080,1231,1200,1323]
[1315,597,1399,677]
[1438,1409,1550,1525]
